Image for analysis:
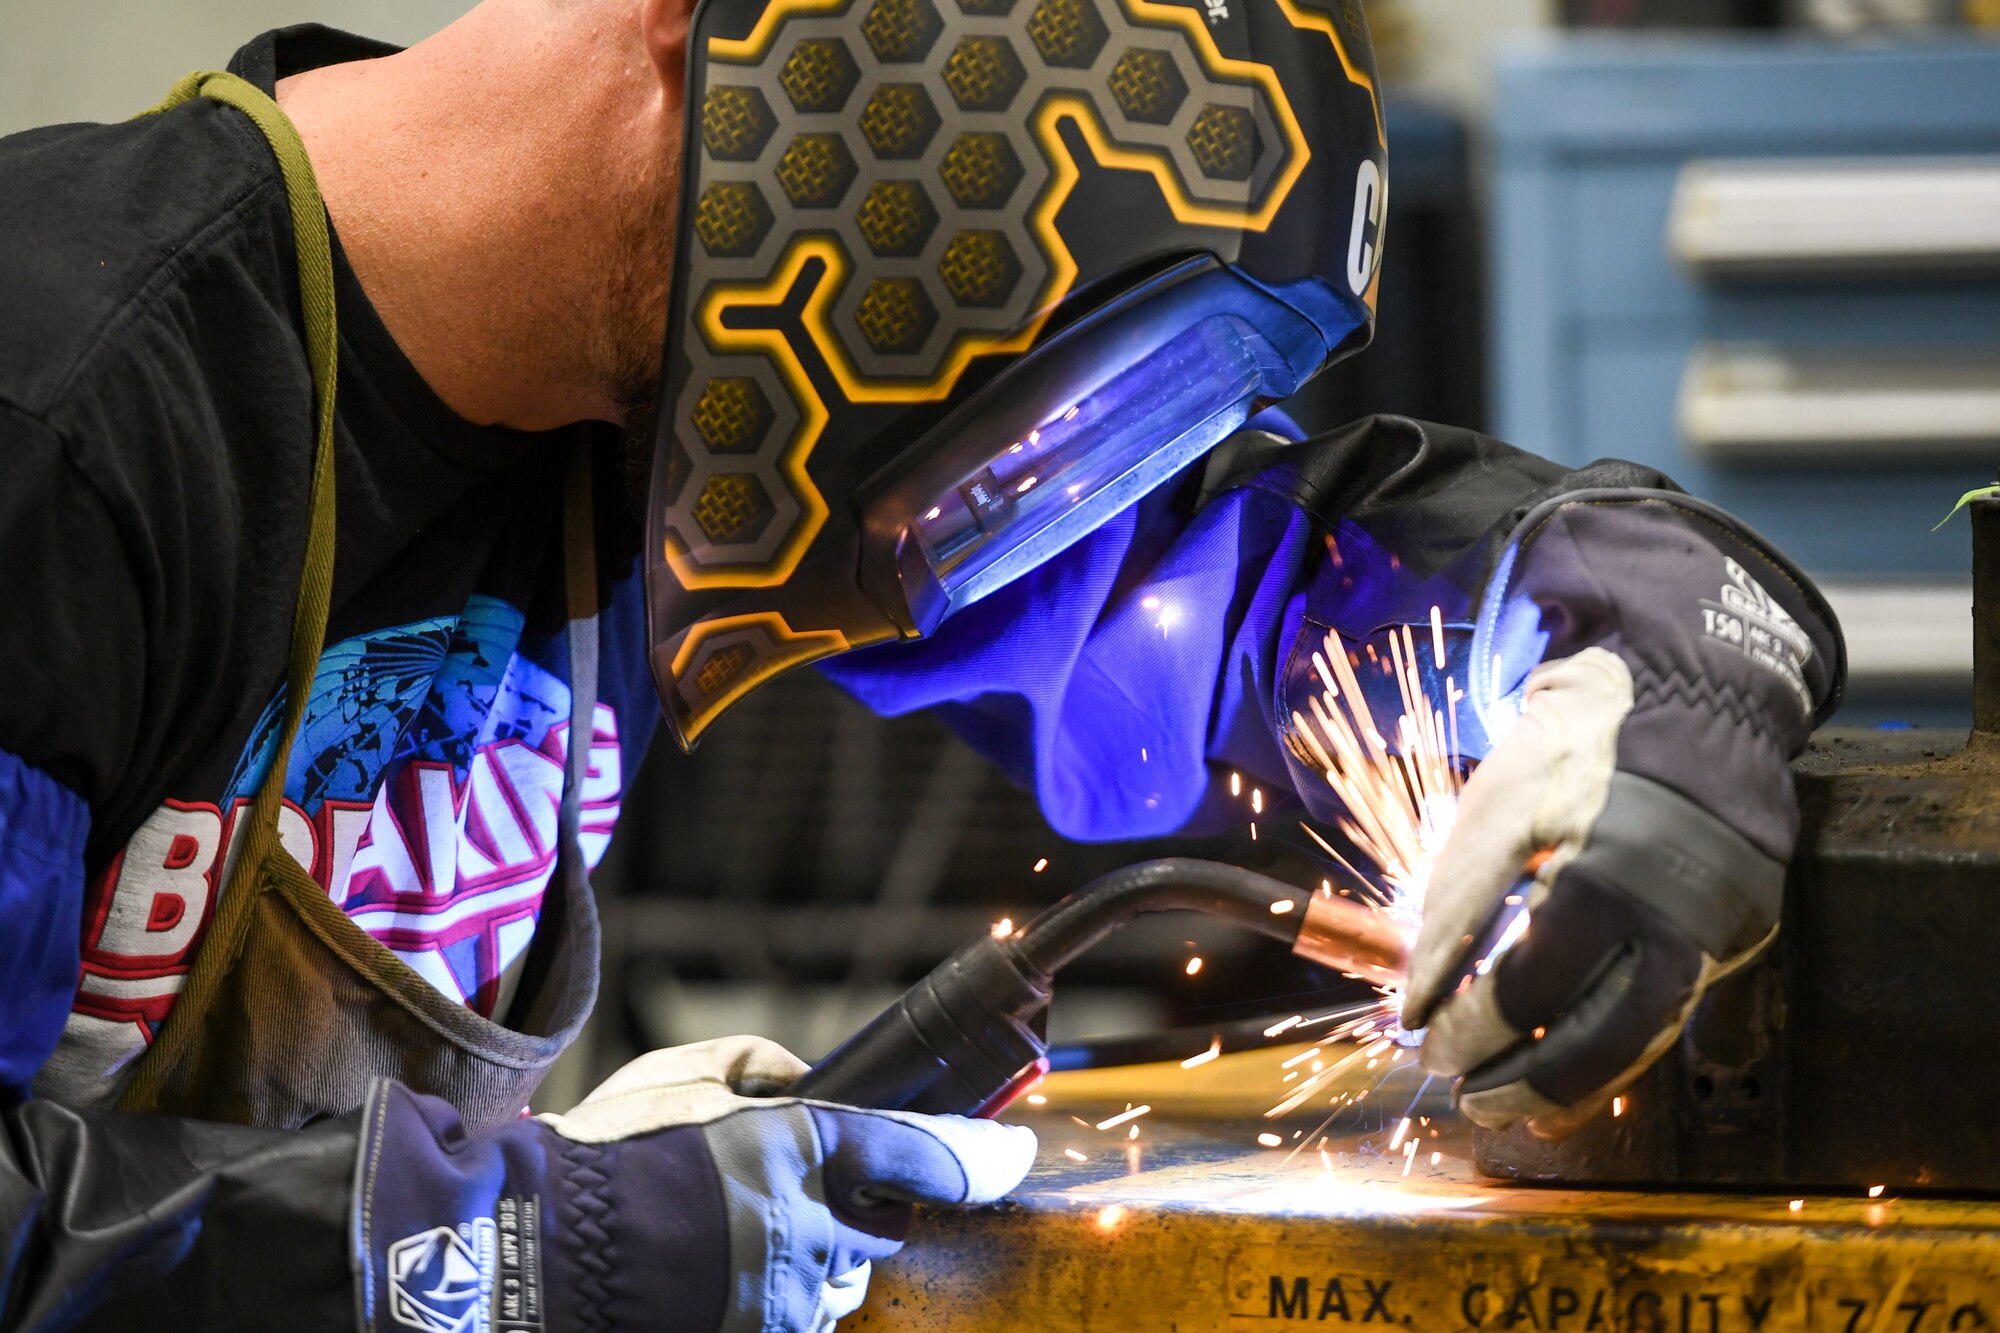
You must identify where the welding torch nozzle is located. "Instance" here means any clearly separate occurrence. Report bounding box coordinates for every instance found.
[1288,891,1411,991]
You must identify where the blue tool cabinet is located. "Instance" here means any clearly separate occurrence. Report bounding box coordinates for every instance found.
[1489,36,2000,715]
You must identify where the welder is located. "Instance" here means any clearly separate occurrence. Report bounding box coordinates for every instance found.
[0,0,1841,1326]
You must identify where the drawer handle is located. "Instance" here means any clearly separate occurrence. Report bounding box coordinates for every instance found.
[1677,344,2000,462]
[1669,156,2000,277]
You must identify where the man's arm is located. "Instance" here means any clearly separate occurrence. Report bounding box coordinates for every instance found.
[0,402,135,1099]
[0,1104,357,1330]
[0,751,87,1105]
[0,405,149,837]
[0,404,357,1327]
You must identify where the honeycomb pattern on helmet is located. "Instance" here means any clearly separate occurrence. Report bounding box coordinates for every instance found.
[854,278,938,354]
[937,132,1025,209]
[779,38,861,112]
[856,180,938,256]
[776,133,858,208]
[862,0,943,61]
[662,0,1303,585]
[1027,0,1107,69]
[937,231,1022,308]
[941,35,1026,111]
[692,377,775,454]
[1109,47,1185,124]
[693,643,756,696]
[693,472,777,545]
[857,83,940,159]
[694,181,774,257]
[1186,103,1259,181]
[701,86,776,161]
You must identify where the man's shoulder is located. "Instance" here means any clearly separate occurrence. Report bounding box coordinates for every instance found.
[0,98,292,427]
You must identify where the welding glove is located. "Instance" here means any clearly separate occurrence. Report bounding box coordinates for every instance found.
[1402,490,1843,1138]
[353,1035,1036,1333]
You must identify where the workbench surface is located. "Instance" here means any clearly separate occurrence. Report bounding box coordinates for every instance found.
[852,1045,2000,1333]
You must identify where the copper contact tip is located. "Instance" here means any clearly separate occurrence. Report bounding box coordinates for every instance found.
[1290,892,1411,990]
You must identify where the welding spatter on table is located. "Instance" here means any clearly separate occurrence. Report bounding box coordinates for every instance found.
[788,858,1413,1117]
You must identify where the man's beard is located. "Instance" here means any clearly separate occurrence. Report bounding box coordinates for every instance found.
[599,157,679,514]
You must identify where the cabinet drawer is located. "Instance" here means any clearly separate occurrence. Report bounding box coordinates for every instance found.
[1818,580,1974,687]
[1669,157,2000,279]
[1573,339,1979,576]
[1678,344,2000,462]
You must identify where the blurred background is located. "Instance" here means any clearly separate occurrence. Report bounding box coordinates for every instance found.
[9,0,1997,1096]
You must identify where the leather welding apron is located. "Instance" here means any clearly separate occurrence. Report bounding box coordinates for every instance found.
[114,72,600,1133]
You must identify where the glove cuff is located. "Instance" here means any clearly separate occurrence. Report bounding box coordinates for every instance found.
[353,1079,728,1333]
[1471,488,1845,861]
[1475,488,1845,727]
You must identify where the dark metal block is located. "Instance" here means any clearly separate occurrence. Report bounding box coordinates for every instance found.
[1476,492,2000,1192]
[1475,727,2000,1190]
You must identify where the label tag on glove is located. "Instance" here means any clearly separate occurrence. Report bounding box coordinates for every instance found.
[1698,558,1814,718]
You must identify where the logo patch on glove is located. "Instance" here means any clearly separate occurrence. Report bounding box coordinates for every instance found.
[1698,558,1814,716]
[388,1222,495,1333]
[387,1200,546,1333]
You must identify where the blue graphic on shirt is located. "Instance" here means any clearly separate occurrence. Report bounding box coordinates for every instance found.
[225,596,570,811]
[218,594,621,1014]
[52,577,646,1104]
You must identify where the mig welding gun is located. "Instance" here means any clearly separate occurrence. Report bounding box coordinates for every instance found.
[791,857,1411,1117]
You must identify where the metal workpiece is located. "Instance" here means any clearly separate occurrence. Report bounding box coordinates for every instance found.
[1473,725,2000,1191]
[1973,485,1998,736]
[851,1048,2000,1333]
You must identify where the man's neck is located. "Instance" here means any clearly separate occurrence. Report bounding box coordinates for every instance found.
[275,2,668,432]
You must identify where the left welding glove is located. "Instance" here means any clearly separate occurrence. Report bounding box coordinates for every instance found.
[1402,490,1843,1138]
[353,1036,1036,1333]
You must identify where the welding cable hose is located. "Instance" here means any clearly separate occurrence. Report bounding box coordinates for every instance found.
[1403,489,1845,1139]
[791,858,1409,1116]
[1013,856,1407,985]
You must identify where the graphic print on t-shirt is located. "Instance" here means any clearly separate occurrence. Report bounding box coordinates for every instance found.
[46,594,621,1098]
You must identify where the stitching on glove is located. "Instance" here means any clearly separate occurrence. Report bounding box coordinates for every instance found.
[562,1138,617,1333]
[355,1080,394,1333]
[1628,655,1789,745]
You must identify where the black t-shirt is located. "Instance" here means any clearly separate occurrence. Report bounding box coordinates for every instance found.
[0,26,657,1102]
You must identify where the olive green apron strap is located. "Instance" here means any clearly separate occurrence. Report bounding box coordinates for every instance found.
[119,72,339,1110]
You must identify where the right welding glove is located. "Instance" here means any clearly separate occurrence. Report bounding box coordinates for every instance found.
[1402,491,1844,1139]
[353,1035,1036,1333]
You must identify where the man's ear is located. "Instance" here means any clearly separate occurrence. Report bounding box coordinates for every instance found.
[639,0,697,98]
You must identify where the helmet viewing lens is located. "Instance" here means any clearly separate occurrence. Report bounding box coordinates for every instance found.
[878,300,1308,631]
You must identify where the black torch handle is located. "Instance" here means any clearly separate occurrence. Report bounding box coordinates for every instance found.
[789,859,1320,1116]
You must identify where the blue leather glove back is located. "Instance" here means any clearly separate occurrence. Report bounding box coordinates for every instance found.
[353,1036,1036,1333]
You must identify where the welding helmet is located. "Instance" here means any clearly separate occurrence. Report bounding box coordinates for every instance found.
[644,0,1387,746]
